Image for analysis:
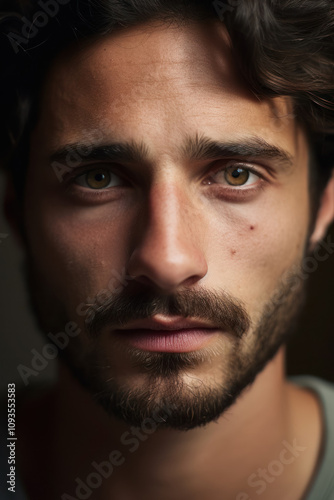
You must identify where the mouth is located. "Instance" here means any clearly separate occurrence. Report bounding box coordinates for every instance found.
[113,315,220,352]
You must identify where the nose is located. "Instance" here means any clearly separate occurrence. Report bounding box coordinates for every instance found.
[127,182,208,293]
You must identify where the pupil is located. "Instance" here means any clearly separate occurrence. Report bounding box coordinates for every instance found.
[232,169,242,178]
[95,173,105,182]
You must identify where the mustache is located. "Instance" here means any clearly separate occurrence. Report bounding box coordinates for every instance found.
[85,285,251,340]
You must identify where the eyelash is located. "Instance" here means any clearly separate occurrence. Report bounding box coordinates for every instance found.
[63,165,129,199]
[63,161,266,199]
[205,162,263,185]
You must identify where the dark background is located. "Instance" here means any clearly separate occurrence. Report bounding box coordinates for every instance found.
[286,223,334,382]
[0,172,333,395]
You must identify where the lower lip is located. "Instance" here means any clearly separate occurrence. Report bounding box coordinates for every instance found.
[114,328,219,352]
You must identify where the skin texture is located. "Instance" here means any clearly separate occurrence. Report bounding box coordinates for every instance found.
[5,18,334,500]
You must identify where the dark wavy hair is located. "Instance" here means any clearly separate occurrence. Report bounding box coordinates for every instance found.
[0,0,334,201]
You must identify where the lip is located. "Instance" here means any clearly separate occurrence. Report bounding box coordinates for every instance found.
[117,314,218,331]
[114,315,220,352]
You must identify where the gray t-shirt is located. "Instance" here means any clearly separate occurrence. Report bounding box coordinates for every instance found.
[1,375,333,499]
[291,376,334,500]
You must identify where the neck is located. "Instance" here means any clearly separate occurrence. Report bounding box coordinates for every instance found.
[18,348,323,500]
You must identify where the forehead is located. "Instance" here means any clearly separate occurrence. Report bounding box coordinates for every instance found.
[33,19,302,161]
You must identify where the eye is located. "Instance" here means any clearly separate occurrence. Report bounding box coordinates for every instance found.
[207,163,260,187]
[225,166,251,186]
[74,168,124,190]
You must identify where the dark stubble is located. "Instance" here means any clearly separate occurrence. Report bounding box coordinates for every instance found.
[24,252,307,431]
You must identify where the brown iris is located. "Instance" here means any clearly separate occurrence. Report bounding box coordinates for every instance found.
[225,166,249,186]
[85,169,111,189]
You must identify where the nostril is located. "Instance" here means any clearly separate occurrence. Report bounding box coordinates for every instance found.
[131,275,153,287]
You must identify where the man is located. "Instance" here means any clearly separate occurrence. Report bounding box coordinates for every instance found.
[0,0,334,498]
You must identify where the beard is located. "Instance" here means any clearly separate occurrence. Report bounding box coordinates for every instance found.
[23,252,308,431]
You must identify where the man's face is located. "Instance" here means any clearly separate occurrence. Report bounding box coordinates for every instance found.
[23,19,311,429]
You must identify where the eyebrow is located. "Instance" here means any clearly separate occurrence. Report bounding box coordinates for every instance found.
[49,134,293,170]
[182,134,293,169]
[50,140,149,165]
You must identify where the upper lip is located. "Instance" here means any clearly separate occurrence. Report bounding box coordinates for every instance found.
[117,315,217,331]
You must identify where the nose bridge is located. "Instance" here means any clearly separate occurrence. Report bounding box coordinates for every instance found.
[148,180,189,244]
[140,179,199,263]
[127,177,208,291]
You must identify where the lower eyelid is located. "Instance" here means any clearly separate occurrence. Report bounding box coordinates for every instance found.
[63,183,127,203]
[206,182,266,202]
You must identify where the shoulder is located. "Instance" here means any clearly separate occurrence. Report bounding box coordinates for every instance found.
[289,375,334,500]
[291,373,334,398]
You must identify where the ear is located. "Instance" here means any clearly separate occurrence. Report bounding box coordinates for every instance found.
[309,171,334,251]
[3,173,25,249]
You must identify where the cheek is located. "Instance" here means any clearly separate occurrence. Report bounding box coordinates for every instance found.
[205,184,309,308]
[23,187,133,308]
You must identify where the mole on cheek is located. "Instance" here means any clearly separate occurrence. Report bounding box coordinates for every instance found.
[250,225,255,230]
[231,249,237,256]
